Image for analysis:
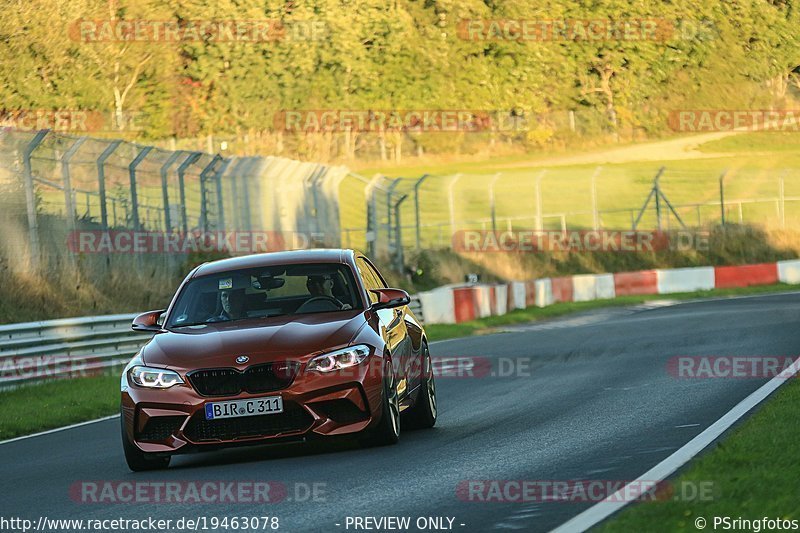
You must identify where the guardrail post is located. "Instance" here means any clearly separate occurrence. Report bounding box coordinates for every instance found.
[128,146,153,230]
[159,151,183,232]
[22,130,48,270]
[97,140,121,231]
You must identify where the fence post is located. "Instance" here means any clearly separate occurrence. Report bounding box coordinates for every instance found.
[364,174,383,257]
[386,177,402,254]
[60,136,87,237]
[590,166,602,230]
[227,158,245,230]
[489,172,502,233]
[413,174,429,249]
[719,169,728,227]
[393,194,408,271]
[306,166,326,235]
[214,157,231,232]
[448,173,462,237]
[199,155,222,233]
[779,173,786,228]
[22,130,49,270]
[654,169,663,230]
[128,146,153,230]
[535,170,546,231]
[177,152,202,233]
[159,151,183,232]
[97,140,121,231]
[240,157,259,232]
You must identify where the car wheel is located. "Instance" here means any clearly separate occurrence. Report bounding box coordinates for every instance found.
[120,411,171,471]
[360,358,400,447]
[403,344,437,429]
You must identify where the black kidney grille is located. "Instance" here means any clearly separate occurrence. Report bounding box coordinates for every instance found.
[189,362,299,397]
[183,402,313,442]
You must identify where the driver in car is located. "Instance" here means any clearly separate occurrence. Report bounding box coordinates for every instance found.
[306,274,352,310]
[208,288,246,322]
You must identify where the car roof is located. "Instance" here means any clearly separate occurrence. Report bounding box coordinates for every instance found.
[192,249,358,277]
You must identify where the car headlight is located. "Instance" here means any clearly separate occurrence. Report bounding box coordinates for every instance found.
[307,345,370,373]
[129,366,184,388]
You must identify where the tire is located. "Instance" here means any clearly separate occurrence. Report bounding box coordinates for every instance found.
[360,358,400,447]
[121,411,171,471]
[403,344,437,429]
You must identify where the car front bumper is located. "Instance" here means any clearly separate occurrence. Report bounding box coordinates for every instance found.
[121,354,386,454]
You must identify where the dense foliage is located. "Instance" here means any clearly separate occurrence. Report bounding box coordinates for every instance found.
[2,0,799,160]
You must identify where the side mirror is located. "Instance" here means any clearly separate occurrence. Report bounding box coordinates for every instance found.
[369,288,411,311]
[132,309,166,332]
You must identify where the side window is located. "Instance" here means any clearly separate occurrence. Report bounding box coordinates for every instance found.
[356,258,381,304]
[363,259,387,289]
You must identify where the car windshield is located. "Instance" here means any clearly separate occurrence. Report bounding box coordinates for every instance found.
[166,263,362,328]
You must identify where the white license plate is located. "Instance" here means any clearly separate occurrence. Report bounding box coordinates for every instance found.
[204,396,283,420]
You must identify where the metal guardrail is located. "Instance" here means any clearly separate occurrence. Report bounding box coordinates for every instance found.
[0,314,153,388]
[0,301,426,388]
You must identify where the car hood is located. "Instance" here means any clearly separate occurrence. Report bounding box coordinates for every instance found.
[141,311,367,368]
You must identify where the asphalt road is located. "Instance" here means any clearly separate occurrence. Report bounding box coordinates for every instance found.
[2,292,799,533]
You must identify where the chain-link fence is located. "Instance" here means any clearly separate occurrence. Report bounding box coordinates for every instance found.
[2,128,798,278]
[0,128,351,275]
[345,166,800,257]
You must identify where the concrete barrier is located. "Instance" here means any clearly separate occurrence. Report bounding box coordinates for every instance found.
[778,259,800,284]
[417,287,456,324]
[415,261,794,326]
[572,274,597,302]
[510,282,527,310]
[474,285,493,318]
[715,263,778,288]
[494,284,508,316]
[453,287,477,323]
[535,279,553,307]
[525,281,537,307]
[551,276,574,303]
[657,267,715,294]
[614,270,658,296]
[595,273,616,300]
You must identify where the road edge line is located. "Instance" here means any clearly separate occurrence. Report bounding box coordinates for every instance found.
[0,414,120,445]
[550,356,800,533]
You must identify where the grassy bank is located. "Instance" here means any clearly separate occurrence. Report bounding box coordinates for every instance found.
[603,379,800,531]
[1,283,796,441]
[0,373,120,440]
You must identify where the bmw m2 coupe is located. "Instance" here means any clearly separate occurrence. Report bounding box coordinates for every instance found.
[120,249,436,470]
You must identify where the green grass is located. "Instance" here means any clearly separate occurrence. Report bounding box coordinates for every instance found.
[0,283,796,441]
[696,131,800,153]
[0,373,121,440]
[424,283,799,341]
[603,379,800,531]
[339,152,800,250]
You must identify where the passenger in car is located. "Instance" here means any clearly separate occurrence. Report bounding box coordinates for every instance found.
[306,274,352,310]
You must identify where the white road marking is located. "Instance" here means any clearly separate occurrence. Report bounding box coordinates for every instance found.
[0,414,119,445]
[550,355,800,533]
